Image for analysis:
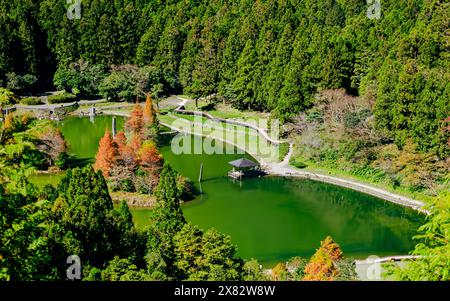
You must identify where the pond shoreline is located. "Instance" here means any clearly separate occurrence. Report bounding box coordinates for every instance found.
[32,114,421,266]
[99,108,427,213]
[265,163,427,213]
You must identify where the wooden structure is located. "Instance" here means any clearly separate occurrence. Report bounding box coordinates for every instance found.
[228,158,262,180]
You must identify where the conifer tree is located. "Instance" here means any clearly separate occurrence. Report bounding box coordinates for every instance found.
[303,236,344,281]
[114,131,127,154]
[231,40,257,110]
[143,94,156,125]
[94,129,117,177]
[125,103,144,137]
[148,163,186,276]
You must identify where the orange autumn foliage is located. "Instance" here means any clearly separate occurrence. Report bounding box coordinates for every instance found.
[138,141,162,169]
[94,129,118,177]
[130,134,142,154]
[114,131,127,153]
[143,94,156,125]
[120,144,138,168]
[3,113,14,129]
[303,236,343,281]
[125,103,144,136]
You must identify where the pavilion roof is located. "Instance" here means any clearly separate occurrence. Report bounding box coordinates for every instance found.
[228,158,259,168]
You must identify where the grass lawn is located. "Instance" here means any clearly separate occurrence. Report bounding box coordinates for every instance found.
[184,97,270,123]
[158,113,282,163]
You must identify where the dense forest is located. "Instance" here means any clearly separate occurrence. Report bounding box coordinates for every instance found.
[0,0,448,157]
[1,0,449,282]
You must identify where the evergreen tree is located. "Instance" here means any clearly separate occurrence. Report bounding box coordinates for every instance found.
[230,40,257,110]
[48,165,142,275]
[277,30,313,118]
[173,223,243,281]
[94,129,118,177]
[143,94,156,125]
[303,236,345,281]
[147,162,186,277]
[0,173,56,280]
[125,103,144,137]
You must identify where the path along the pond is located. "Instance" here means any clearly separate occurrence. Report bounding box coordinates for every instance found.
[101,96,426,213]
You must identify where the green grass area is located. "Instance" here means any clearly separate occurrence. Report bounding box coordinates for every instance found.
[28,172,64,187]
[184,98,269,123]
[159,113,281,163]
[278,142,290,161]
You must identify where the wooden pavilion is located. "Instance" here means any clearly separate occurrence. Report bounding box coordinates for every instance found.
[228,158,262,180]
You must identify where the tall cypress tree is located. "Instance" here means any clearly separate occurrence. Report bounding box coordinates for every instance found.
[231,40,257,110]
[147,162,186,277]
[277,30,313,118]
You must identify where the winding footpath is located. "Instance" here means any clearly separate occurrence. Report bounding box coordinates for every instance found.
[102,96,427,213]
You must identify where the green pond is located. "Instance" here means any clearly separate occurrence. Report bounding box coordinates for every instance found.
[30,116,424,265]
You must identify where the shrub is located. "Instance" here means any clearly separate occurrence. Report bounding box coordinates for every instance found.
[20,97,43,105]
[306,108,324,123]
[47,92,77,104]
[344,108,371,128]
[290,157,308,169]
[55,152,70,169]
[271,263,289,281]
[286,257,308,280]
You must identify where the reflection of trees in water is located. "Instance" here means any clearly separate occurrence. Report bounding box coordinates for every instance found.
[284,177,423,234]
[286,178,366,215]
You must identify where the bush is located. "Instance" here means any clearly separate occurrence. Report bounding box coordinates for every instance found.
[306,108,324,123]
[271,263,289,281]
[55,152,70,169]
[344,108,371,128]
[176,175,195,201]
[47,92,77,104]
[6,72,38,93]
[20,97,43,105]
[290,157,308,169]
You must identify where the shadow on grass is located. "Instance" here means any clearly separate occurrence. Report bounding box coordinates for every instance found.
[199,102,216,111]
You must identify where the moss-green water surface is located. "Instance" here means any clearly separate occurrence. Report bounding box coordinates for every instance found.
[30,116,423,265]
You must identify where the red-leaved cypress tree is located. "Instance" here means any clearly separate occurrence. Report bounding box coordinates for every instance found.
[94,129,117,177]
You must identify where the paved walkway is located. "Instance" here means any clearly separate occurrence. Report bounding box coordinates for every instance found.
[171,96,426,212]
[265,163,426,212]
[12,98,106,111]
[103,95,427,212]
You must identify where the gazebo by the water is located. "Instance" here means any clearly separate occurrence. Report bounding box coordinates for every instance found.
[228,158,261,180]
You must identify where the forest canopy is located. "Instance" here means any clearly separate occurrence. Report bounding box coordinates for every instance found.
[0,0,448,157]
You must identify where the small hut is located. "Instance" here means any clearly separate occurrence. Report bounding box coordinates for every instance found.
[228,158,261,180]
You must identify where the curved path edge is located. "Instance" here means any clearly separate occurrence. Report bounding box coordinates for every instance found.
[266,164,427,213]
[102,107,427,213]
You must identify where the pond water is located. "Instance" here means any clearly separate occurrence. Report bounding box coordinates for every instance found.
[30,116,423,265]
